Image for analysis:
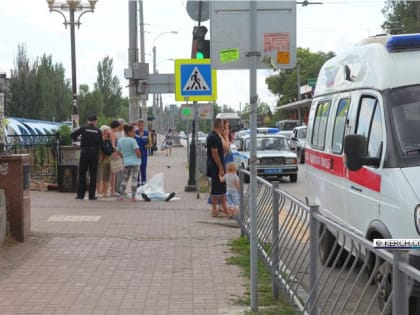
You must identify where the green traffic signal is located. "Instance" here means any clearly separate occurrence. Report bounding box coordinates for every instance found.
[196,51,205,59]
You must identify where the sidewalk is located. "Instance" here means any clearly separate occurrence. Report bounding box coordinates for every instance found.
[0,144,247,315]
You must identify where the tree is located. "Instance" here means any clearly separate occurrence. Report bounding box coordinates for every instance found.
[95,56,122,118]
[265,47,334,109]
[8,44,37,118]
[240,101,273,126]
[35,54,71,121]
[78,84,104,123]
[8,44,71,121]
[382,1,420,34]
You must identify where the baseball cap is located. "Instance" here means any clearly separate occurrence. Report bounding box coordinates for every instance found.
[87,115,97,121]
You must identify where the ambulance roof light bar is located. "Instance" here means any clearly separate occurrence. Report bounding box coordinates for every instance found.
[386,34,420,52]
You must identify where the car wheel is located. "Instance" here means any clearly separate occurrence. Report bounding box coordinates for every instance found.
[300,149,305,164]
[290,174,298,183]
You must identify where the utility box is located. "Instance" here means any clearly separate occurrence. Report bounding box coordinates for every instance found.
[58,165,78,192]
[0,154,31,242]
[58,145,80,193]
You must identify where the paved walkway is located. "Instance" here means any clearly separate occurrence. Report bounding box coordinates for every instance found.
[0,143,247,315]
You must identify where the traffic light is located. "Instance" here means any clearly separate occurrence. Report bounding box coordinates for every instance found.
[196,38,210,59]
[192,25,210,59]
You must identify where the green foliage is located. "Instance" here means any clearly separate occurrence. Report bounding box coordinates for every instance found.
[95,56,122,118]
[57,124,72,145]
[8,44,71,121]
[78,85,105,123]
[265,47,335,108]
[240,102,273,126]
[382,1,420,34]
[227,237,294,312]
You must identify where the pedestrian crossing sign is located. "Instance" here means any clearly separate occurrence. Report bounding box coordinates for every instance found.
[175,59,217,101]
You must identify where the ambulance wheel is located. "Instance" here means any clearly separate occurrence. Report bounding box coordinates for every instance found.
[319,223,347,267]
[375,261,392,315]
[374,258,420,315]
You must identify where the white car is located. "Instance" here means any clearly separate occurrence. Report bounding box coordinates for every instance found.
[233,134,298,183]
[289,126,307,163]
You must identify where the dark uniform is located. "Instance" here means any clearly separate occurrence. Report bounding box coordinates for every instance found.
[71,116,102,200]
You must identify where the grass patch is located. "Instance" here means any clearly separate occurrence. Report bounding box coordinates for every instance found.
[227,237,295,314]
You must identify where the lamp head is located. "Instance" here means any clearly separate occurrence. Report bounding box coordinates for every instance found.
[46,0,55,9]
[67,0,81,9]
[88,0,97,10]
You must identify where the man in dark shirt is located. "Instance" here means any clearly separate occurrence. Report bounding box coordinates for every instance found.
[71,115,102,200]
[207,118,229,217]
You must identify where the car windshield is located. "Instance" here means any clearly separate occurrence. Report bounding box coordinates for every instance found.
[245,137,288,151]
[278,131,292,140]
[390,85,420,154]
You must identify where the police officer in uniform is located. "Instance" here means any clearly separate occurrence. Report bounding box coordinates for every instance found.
[71,115,102,200]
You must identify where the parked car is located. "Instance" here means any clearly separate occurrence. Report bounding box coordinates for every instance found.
[233,134,298,183]
[289,126,307,163]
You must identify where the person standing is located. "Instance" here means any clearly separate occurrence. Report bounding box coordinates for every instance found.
[113,118,127,195]
[220,162,239,218]
[135,119,149,186]
[71,115,102,200]
[96,125,113,197]
[149,129,157,156]
[116,125,142,202]
[207,118,229,217]
[109,120,120,197]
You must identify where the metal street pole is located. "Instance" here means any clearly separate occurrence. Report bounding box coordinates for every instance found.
[138,0,147,123]
[46,0,97,128]
[248,1,259,311]
[69,7,78,129]
[128,0,139,122]
[297,61,302,123]
[185,99,197,192]
[153,45,157,129]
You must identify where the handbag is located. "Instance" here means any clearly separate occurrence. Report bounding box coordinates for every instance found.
[110,156,124,173]
[101,139,114,156]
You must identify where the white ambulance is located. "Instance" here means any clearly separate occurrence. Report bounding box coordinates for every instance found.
[306,34,420,310]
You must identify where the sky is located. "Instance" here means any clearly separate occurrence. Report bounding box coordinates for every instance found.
[0,0,386,113]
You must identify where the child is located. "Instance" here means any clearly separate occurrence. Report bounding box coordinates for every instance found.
[220,162,240,218]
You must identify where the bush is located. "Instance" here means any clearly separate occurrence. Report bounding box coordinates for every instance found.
[58,125,72,145]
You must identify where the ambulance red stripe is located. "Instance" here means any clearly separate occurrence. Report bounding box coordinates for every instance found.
[305,148,381,192]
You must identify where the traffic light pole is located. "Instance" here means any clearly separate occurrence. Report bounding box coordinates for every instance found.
[248,1,259,311]
[185,99,197,192]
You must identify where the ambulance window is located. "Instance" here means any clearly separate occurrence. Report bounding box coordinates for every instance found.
[368,106,383,158]
[311,101,331,149]
[332,98,350,153]
[356,96,383,158]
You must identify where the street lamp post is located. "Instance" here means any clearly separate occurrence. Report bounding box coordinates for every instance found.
[46,0,97,129]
